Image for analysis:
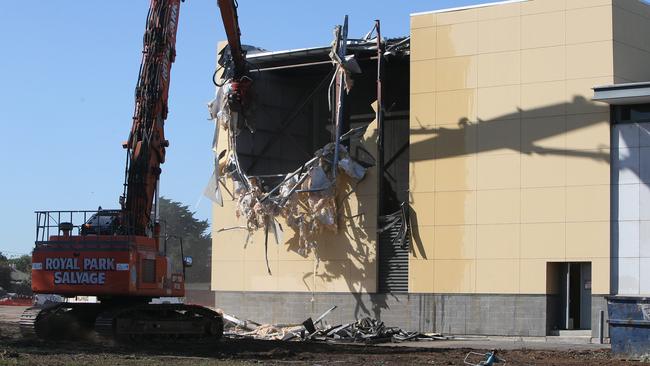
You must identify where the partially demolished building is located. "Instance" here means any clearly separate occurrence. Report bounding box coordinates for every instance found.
[208,0,650,339]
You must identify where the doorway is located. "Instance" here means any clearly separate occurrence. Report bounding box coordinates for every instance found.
[549,262,592,330]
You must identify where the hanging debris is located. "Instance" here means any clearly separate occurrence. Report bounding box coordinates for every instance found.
[205,16,375,257]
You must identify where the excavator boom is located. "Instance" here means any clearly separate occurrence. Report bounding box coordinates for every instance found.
[122,0,181,236]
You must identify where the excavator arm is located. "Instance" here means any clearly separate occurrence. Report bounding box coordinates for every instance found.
[217,0,246,79]
[122,0,181,236]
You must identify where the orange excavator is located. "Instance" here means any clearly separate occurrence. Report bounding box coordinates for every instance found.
[20,0,249,341]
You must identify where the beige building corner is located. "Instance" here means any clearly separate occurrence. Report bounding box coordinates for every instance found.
[209,0,650,338]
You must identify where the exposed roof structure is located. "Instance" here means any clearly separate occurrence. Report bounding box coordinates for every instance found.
[245,37,409,70]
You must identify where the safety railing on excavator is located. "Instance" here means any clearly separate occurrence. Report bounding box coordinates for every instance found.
[35,210,125,242]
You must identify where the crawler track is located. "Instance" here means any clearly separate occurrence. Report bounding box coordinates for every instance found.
[19,302,223,342]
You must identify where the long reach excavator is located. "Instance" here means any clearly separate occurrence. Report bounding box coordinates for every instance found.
[20,0,250,341]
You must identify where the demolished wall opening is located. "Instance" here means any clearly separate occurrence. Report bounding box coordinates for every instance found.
[208,26,410,292]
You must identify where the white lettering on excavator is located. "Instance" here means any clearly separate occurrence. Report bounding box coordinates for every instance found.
[47,257,117,286]
[54,271,106,285]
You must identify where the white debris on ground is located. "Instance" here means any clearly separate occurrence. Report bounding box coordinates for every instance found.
[219,306,447,344]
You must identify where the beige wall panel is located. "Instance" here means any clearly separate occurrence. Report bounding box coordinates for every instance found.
[348,257,378,293]
[521,46,566,83]
[244,260,278,291]
[521,153,566,188]
[565,77,613,115]
[410,126,436,161]
[315,260,355,293]
[476,259,519,293]
[613,5,650,52]
[411,59,436,94]
[478,17,521,53]
[521,0,566,15]
[435,123,478,158]
[566,221,610,259]
[406,0,623,296]
[435,155,477,191]
[477,154,521,190]
[522,12,566,49]
[411,13,436,29]
[436,22,478,58]
[411,192,436,226]
[477,85,521,121]
[410,225,434,260]
[477,119,521,156]
[409,259,434,293]
[213,228,246,261]
[410,92,436,127]
[521,187,566,223]
[521,81,567,118]
[613,42,650,82]
[521,223,566,259]
[437,8,478,25]
[521,115,566,151]
[519,259,547,294]
[434,225,476,260]
[566,5,613,44]
[476,224,520,259]
[567,0,611,9]
[477,189,521,224]
[566,185,610,222]
[212,260,245,291]
[312,228,376,261]
[410,159,435,193]
[339,194,378,229]
[411,27,437,61]
[478,2,521,20]
[434,259,475,293]
[565,150,610,186]
[242,232,279,261]
[591,257,610,294]
[276,260,316,292]
[435,89,477,125]
[434,191,477,225]
[565,113,610,150]
[436,56,478,91]
[477,51,521,88]
[566,41,614,79]
[278,244,311,261]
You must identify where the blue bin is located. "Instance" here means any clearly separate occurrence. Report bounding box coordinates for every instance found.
[608,296,650,357]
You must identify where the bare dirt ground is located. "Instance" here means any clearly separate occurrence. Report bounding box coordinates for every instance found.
[0,306,638,365]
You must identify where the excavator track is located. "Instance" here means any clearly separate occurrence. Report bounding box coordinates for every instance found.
[20,303,104,340]
[94,303,223,342]
[21,302,223,342]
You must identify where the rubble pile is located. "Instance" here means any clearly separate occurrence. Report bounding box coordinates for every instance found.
[221,307,446,344]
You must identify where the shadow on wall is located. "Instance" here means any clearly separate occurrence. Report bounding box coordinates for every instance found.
[408,95,612,259]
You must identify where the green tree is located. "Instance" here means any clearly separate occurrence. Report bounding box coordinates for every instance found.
[9,254,31,273]
[0,252,11,291]
[158,197,211,283]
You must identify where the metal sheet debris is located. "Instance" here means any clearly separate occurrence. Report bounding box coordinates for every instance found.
[206,17,375,258]
[221,309,446,344]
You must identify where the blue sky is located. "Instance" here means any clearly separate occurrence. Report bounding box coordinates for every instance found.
[0,0,495,256]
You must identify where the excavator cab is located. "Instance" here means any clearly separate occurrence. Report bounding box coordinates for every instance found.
[80,209,121,236]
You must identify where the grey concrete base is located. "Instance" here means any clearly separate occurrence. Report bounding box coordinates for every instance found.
[215,292,563,337]
[591,295,609,339]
